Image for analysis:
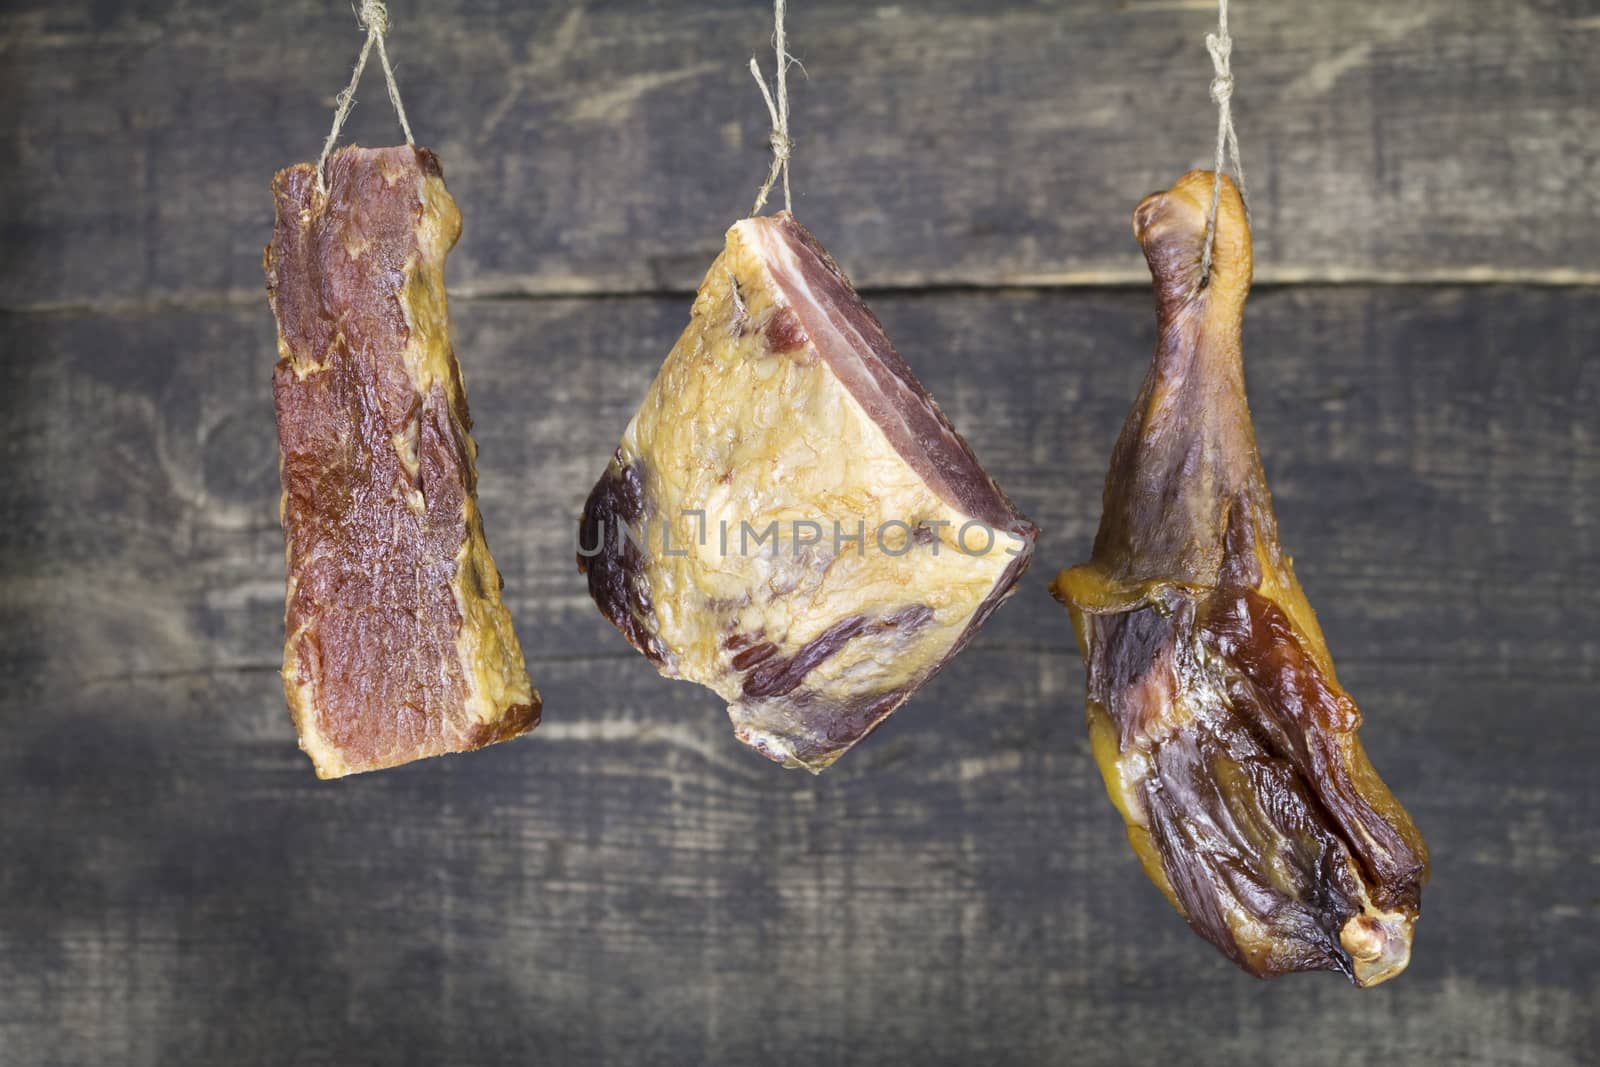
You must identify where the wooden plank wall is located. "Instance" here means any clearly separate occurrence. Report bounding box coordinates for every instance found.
[1,2,1596,1064]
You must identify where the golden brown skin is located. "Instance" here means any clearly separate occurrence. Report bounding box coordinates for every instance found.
[1051,172,1428,985]
[266,146,539,778]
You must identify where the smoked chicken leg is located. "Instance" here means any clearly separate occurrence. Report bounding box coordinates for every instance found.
[1051,172,1428,985]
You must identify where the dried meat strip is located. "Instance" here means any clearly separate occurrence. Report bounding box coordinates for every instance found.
[266,145,538,777]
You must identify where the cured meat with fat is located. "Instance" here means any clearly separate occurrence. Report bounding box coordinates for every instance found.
[580,212,1037,771]
[265,145,539,778]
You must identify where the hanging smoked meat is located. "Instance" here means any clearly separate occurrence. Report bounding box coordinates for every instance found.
[266,145,539,777]
[1051,172,1428,985]
[579,213,1036,771]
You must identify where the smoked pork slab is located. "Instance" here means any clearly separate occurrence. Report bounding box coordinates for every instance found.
[266,145,538,778]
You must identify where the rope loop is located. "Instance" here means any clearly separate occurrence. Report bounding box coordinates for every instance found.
[750,0,795,216]
[316,1,415,195]
[1200,0,1248,285]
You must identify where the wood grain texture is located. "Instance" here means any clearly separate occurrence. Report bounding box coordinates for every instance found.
[3,0,1597,1060]
[2,0,1599,311]
[1,283,1596,1064]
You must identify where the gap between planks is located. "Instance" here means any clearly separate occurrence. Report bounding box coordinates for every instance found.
[60,648,1597,689]
[5,266,1600,318]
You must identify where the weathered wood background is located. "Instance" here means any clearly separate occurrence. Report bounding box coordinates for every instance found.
[2,1,1596,1063]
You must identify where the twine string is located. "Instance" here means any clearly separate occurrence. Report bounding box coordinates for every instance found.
[749,0,794,216]
[1200,0,1248,284]
[317,0,416,195]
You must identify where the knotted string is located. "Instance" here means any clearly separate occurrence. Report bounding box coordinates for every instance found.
[1200,0,1248,283]
[749,0,794,216]
[316,0,416,195]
